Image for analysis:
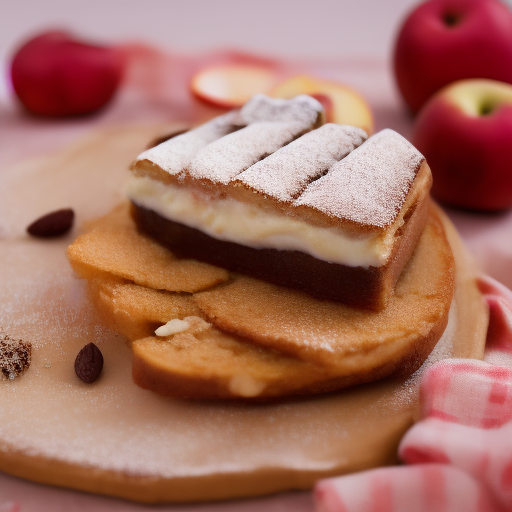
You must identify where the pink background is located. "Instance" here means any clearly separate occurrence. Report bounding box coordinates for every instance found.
[1,1,512,510]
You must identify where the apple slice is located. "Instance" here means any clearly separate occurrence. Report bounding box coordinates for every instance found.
[271,75,374,134]
[191,64,278,108]
[308,93,335,123]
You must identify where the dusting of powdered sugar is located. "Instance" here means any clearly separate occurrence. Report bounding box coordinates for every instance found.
[135,95,323,181]
[295,129,425,228]
[389,300,457,411]
[239,94,323,126]
[135,111,239,175]
[237,124,367,201]
[186,95,324,185]
[187,121,307,185]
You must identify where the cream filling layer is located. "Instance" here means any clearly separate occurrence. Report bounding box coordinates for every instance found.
[126,176,393,267]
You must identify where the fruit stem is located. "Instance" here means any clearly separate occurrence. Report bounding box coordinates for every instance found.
[443,12,461,27]
[480,102,495,116]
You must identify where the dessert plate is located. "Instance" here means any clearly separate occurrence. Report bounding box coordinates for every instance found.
[0,124,488,503]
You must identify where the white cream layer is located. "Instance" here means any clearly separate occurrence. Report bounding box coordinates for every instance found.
[126,176,393,267]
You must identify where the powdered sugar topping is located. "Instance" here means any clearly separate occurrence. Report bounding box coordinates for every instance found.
[237,124,367,202]
[135,95,323,181]
[295,129,425,228]
[133,97,424,229]
[187,95,323,184]
[188,121,306,184]
[239,94,322,126]
[135,111,238,175]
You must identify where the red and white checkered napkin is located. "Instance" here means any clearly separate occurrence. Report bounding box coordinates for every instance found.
[315,275,512,512]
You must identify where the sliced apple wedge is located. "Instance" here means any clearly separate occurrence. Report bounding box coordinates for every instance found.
[271,75,374,134]
[308,93,335,123]
[191,63,278,108]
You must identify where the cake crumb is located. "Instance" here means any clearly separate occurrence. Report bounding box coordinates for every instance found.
[0,333,31,380]
[155,316,210,337]
[155,319,190,337]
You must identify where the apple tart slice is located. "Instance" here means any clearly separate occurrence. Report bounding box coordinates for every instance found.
[66,94,452,400]
[128,95,431,310]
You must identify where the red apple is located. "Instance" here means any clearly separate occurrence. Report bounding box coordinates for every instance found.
[413,79,512,211]
[10,31,123,117]
[394,0,512,114]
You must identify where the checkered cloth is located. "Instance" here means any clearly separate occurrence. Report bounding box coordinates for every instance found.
[315,275,512,512]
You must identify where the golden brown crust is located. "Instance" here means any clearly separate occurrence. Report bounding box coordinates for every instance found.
[130,312,448,401]
[81,205,455,400]
[131,328,329,400]
[67,203,229,293]
[88,278,200,341]
[131,144,431,235]
[378,174,431,306]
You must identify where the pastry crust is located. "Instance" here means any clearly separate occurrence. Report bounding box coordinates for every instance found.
[76,206,451,399]
[67,203,229,293]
